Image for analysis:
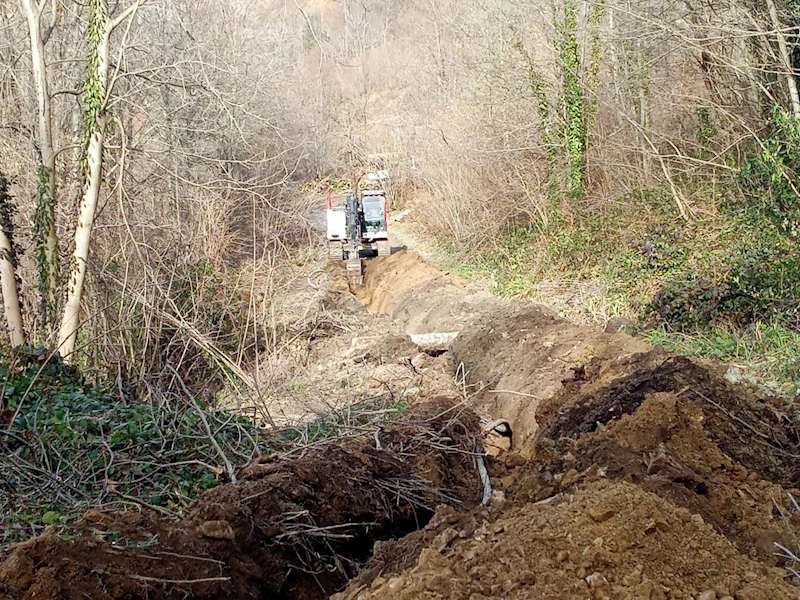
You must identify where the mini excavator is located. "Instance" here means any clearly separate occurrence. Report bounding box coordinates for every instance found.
[326,173,390,285]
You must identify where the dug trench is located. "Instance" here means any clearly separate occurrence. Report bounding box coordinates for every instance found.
[345,251,800,599]
[1,249,800,599]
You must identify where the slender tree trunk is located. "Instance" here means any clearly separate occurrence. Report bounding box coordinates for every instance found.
[58,118,107,356]
[766,0,800,118]
[58,0,142,357]
[0,173,24,348]
[58,0,111,357]
[0,243,24,348]
[20,0,60,331]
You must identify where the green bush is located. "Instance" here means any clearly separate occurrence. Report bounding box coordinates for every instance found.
[651,239,800,332]
[739,106,800,238]
[631,224,688,275]
[0,348,264,532]
[651,274,730,332]
[725,244,800,329]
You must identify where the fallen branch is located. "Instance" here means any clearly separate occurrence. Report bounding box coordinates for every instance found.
[167,365,238,484]
[127,574,231,584]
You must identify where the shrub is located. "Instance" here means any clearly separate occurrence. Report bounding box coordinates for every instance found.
[0,348,265,542]
[651,240,800,332]
[739,106,800,238]
[651,274,730,332]
[724,244,800,330]
[631,223,688,275]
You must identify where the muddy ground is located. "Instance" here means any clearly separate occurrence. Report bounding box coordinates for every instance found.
[2,250,800,599]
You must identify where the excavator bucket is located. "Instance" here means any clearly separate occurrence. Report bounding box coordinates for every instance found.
[346,258,363,286]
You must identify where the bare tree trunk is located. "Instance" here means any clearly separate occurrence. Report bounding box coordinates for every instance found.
[0,172,24,348]
[20,0,59,330]
[0,249,24,348]
[59,0,141,357]
[766,0,800,118]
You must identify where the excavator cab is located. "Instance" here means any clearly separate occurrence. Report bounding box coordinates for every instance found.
[361,191,387,235]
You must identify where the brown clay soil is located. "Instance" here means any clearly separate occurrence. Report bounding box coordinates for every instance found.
[0,401,483,600]
[3,249,800,599]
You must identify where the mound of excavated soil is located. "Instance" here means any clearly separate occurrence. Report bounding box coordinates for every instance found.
[358,251,652,451]
[335,250,800,599]
[0,401,483,600]
[335,360,800,598]
[336,479,796,600]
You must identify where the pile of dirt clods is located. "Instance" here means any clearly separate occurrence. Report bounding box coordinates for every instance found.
[335,351,800,600]
[4,246,800,600]
[0,401,483,600]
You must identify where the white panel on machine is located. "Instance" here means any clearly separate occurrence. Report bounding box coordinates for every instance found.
[326,207,347,241]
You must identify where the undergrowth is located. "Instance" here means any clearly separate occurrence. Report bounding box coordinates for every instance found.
[0,348,265,544]
[438,180,800,394]
[0,348,410,547]
[647,323,800,395]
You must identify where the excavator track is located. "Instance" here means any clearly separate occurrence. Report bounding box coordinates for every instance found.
[328,241,345,261]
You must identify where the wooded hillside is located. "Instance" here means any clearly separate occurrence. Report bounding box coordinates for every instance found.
[1,0,799,392]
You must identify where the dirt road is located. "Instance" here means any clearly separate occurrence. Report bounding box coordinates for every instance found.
[1,249,799,600]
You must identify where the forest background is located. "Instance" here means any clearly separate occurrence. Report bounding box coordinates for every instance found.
[1,0,800,533]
